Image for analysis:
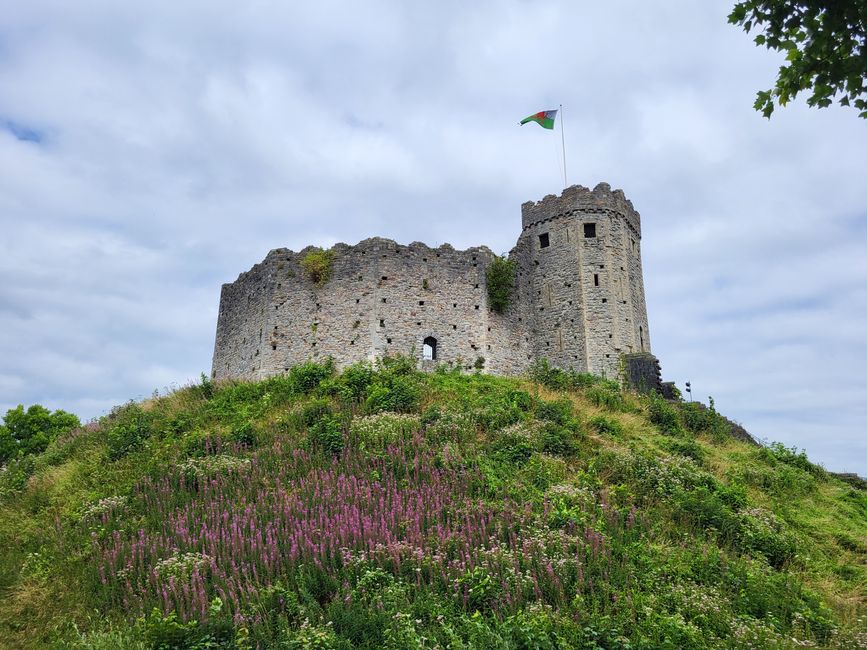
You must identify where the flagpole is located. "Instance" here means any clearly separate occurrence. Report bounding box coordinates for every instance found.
[559,103,567,188]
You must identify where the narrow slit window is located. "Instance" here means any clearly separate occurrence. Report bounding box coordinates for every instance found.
[594,273,599,286]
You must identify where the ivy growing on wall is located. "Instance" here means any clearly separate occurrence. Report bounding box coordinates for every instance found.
[301,248,334,286]
[485,255,516,313]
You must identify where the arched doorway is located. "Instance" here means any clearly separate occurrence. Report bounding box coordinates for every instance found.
[423,336,437,361]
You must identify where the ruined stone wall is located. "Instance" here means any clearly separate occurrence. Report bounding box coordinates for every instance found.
[212,238,530,381]
[212,182,651,382]
[211,259,274,380]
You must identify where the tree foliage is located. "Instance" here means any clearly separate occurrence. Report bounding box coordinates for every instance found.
[729,1,867,118]
[485,255,516,313]
[0,404,80,463]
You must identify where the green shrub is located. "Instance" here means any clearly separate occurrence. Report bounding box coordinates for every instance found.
[647,394,684,435]
[485,255,516,313]
[104,403,153,460]
[457,566,502,611]
[289,360,335,395]
[761,442,826,478]
[529,359,605,392]
[680,402,726,435]
[661,437,706,464]
[328,361,374,403]
[0,455,36,498]
[301,398,333,426]
[736,507,797,568]
[139,601,234,650]
[585,385,626,411]
[364,379,420,414]
[504,606,561,650]
[490,424,537,466]
[300,248,335,286]
[309,415,344,456]
[231,421,257,447]
[523,453,567,490]
[588,414,622,436]
[284,619,339,649]
[535,398,573,425]
[540,422,577,457]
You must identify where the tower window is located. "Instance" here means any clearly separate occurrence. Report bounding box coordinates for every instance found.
[423,336,437,361]
[594,273,599,286]
[379,319,385,327]
[584,223,596,238]
[539,233,550,248]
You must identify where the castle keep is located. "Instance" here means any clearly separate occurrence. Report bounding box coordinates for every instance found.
[212,183,657,384]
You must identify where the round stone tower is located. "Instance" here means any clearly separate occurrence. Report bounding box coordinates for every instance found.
[512,182,651,379]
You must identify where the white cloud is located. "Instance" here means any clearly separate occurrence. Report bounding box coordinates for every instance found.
[0,1,865,473]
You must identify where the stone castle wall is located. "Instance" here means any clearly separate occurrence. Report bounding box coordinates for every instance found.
[212,183,652,382]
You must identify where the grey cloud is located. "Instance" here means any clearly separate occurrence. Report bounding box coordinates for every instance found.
[0,1,865,473]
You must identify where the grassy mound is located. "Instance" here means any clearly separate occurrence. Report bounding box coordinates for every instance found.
[0,358,864,649]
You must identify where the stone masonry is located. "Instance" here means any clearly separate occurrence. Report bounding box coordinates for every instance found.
[211,182,657,383]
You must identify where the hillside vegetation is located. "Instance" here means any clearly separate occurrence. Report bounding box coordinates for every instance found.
[0,358,864,649]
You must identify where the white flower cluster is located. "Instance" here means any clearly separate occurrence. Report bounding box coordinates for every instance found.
[351,412,420,449]
[81,495,128,521]
[179,454,251,478]
[154,551,211,580]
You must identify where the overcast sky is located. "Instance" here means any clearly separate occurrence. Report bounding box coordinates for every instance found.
[1,1,865,474]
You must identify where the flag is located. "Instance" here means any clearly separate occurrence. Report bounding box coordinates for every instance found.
[520,109,558,129]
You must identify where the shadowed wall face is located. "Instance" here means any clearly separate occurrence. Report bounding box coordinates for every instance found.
[212,183,651,380]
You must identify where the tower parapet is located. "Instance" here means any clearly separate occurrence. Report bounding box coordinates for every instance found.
[521,182,641,237]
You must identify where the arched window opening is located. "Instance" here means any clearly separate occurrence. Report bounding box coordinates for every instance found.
[423,336,437,361]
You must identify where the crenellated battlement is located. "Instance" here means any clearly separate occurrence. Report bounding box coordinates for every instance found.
[521,182,641,236]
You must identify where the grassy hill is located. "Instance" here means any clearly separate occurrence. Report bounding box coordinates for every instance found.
[0,358,864,649]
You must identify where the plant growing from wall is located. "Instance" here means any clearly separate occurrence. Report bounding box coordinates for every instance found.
[485,255,515,313]
[300,248,334,286]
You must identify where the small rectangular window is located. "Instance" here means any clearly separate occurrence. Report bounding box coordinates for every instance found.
[379,319,385,327]
[539,233,550,248]
[584,223,596,238]
[594,273,599,286]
